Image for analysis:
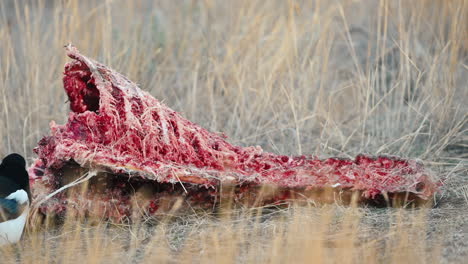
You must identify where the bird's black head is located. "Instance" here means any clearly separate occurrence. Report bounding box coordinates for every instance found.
[1,153,26,168]
[0,153,30,192]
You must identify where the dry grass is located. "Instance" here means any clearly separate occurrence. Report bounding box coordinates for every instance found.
[0,0,466,263]
[0,202,442,263]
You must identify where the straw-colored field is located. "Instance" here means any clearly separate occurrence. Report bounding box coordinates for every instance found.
[0,0,467,263]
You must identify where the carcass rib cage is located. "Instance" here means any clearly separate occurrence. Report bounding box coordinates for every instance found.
[29,46,439,220]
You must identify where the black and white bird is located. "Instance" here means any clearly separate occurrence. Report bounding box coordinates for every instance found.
[0,153,30,246]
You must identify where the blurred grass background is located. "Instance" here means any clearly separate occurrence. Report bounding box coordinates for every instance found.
[0,0,467,263]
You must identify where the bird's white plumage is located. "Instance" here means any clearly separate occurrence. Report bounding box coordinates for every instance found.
[0,189,29,246]
[6,189,29,204]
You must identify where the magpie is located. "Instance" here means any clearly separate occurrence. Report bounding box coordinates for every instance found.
[0,153,30,246]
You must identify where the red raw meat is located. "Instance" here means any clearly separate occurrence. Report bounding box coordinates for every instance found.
[29,46,439,220]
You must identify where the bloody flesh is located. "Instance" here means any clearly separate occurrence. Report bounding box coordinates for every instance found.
[29,46,439,220]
